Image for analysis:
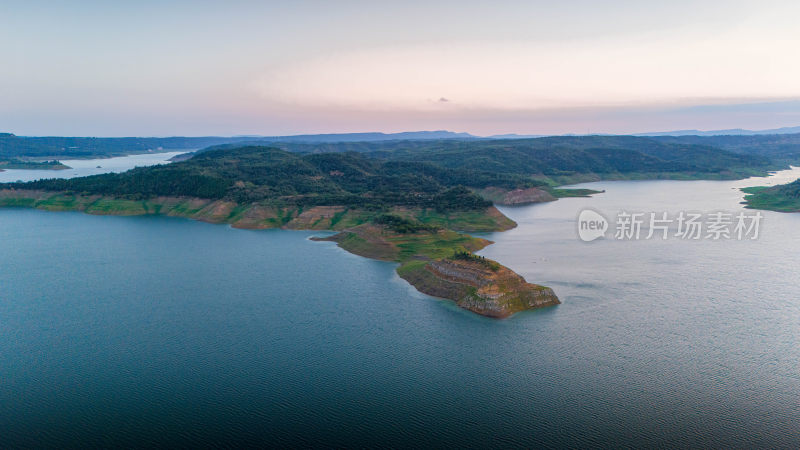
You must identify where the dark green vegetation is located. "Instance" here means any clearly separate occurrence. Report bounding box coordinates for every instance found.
[4,131,796,180]
[5,131,797,227]
[742,180,800,212]
[8,146,506,211]
[365,136,772,181]
[4,131,794,227]
[653,133,800,163]
[373,214,442,233]
[8,132,781,211]
[550,188,601,198]
[196,134,780,185]
[451,249,500,271]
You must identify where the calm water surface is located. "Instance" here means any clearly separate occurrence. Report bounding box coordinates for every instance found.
[1,169,799,447]
[0,152,182,183]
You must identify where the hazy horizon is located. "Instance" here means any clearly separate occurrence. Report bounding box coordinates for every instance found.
[4,0,800,136]
[6,123,800,139]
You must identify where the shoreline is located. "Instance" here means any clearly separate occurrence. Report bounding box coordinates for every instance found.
[0,188,558,318]
[6,166,792,318]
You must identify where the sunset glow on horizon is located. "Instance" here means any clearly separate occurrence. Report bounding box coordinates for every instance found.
[3,0,800,136]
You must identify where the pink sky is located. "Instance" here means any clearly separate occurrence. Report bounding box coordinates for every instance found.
[3,0,800,136]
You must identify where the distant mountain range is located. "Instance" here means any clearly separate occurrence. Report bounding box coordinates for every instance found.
[250,126,800,139]
[5,126,800,159]
[0,131,478,158]
[246,130,477,142]
[635,126,800,137]
[242,126,800,140]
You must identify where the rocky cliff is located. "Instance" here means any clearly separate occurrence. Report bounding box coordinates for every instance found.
[400,259,559,318]
[320,224,560,318]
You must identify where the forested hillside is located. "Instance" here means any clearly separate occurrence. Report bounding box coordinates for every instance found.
[8,146,518,211]
[212,135,773,179]
[4,132,799,172]
[4,133,781,210]
[653,133,800,161]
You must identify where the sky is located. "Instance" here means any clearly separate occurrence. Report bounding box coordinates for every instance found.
[2,0,800,136]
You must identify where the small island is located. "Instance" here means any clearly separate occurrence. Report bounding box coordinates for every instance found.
[0,158,70,170]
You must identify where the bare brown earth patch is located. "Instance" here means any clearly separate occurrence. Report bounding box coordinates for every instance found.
[285,206,345,230]
[477,186,556,205]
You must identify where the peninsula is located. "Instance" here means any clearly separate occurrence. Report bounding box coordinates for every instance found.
[0,146,564,318]
[741,179,800,212]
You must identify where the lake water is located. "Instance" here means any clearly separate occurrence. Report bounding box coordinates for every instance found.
[0,152,183,183]
[2,169,800,447]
